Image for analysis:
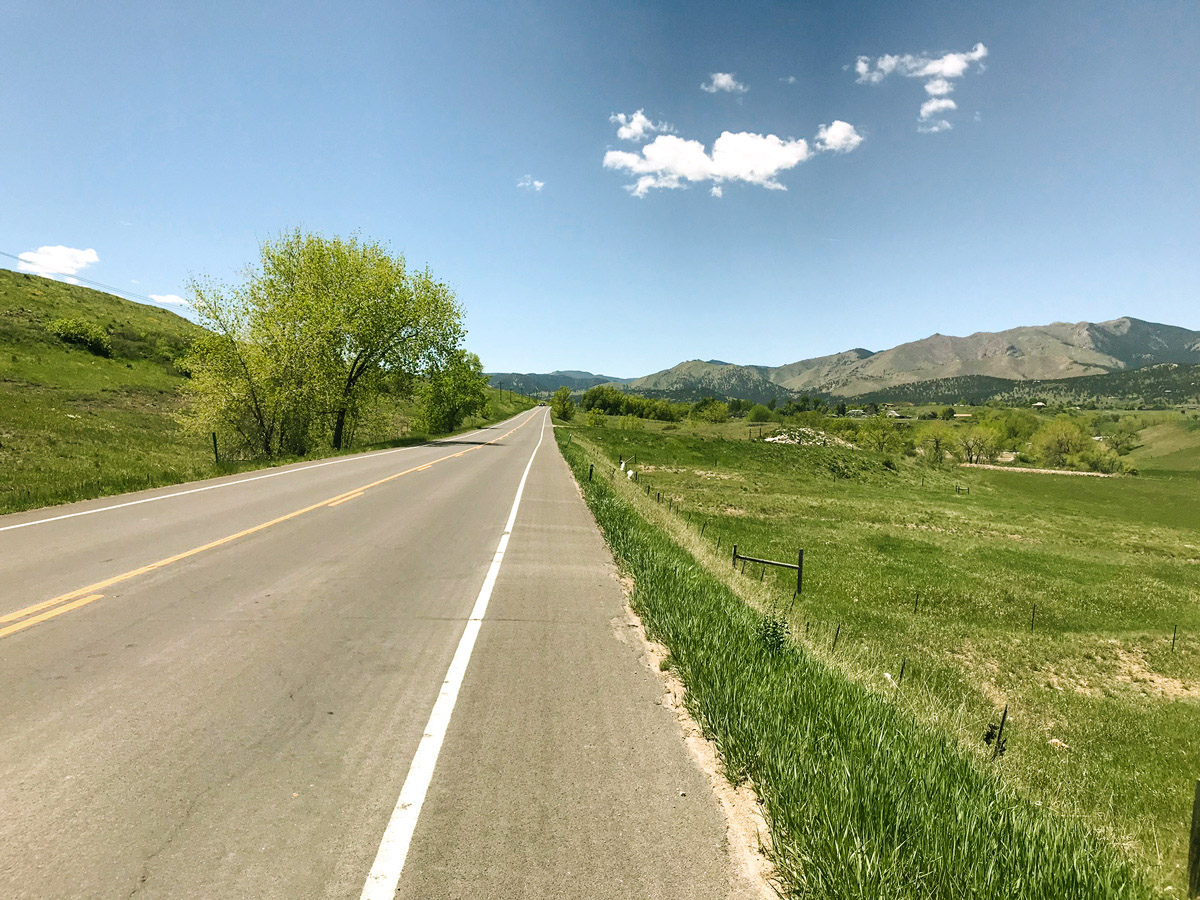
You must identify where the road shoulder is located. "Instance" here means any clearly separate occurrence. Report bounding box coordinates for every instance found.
[394,423,770,899]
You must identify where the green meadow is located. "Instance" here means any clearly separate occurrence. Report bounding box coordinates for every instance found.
[559,413,1200,895]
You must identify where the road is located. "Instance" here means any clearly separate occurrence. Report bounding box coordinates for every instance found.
[0,409,753,899]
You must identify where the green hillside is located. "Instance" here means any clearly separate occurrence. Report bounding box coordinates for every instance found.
[0,269,213,512]
[0,268,533,513]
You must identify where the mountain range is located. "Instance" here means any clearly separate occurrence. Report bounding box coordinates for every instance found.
[489,317,1200,403]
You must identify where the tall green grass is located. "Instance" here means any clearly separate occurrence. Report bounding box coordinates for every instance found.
[556,429,1151,899]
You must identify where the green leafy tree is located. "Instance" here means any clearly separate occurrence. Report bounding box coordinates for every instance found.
[939,406,957,421]
[747,403,773,423]
[418,350,489,434]
[958,426,1000,464]
[689,397,729,423]
[182,230,463,458]
[1108,415,1142,455]
[1032,419,1088,467]
[920,421,956,464]
[551,385,575,421]
[857,415,901,454]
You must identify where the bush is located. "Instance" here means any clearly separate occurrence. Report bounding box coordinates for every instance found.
[47,318,111,357]
[551,385,575,421]
[747,404,773,423]
[585,408,606,427]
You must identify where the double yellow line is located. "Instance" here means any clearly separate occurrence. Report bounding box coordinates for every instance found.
[0,412,539,642]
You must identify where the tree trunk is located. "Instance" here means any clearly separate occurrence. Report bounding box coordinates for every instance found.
[332,407,348,450]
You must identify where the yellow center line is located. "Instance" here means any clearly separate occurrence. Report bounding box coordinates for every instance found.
[0,411,540,641]
[0,595,104,640]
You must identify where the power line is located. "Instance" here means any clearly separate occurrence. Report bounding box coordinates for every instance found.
[0,250,187,310]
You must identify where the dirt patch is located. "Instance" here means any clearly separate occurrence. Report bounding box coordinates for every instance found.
[1111,645,1200,701]
[960,463,1116,477]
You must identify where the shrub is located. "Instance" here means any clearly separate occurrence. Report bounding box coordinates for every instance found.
[747,403,773,423]
[47,318,111,357]
[551,385,575,421]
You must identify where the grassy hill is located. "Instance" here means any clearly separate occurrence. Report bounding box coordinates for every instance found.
[0,269,213,512]
[0,269,534,514]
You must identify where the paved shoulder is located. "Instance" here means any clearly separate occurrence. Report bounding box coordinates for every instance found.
[394,431,748,899]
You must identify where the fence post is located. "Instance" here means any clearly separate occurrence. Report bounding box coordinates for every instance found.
[796,548,804,596]
[993,704,1008,760]
[588,464,593,482]
[732,544,737,567]
[1190,778,1200,898]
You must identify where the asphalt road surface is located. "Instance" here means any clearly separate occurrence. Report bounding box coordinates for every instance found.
[0,409,752,899]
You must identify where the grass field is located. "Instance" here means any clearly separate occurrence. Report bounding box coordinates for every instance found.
[0,268,536,513]
[559,414,1200,895]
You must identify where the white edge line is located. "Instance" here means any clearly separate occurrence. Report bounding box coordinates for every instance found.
[0,411,535,534]
[358,408,547,900]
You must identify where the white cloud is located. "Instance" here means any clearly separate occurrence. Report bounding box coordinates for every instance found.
[701,72,747,94]
[855,43,987,84]
[815,120,863,153]
[17,245,99,279]
[609,109,674,142]
[149,294,190,307]
[919,97,957,120]
[854,43,986,133]
[605,132,809,197]
[780,75,797,84]
[517,174,545,191]
[604,118,861,197]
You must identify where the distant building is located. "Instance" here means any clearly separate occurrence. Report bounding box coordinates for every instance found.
[953,413,973,419]
[847,408,866,418]
[1032,401,1046,410]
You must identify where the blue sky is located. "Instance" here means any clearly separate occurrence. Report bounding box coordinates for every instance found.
[1,1,1196,376]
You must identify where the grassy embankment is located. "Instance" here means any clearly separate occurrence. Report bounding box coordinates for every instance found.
[0,269,535,514]
[556,414,1200,896]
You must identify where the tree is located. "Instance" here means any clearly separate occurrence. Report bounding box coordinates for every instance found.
[182,230,464,458]
[551,385,575,421]
[418,350,489,434]
[747,403,772,423]
[1032,419,1088,467]
[857,415,901,454]
[939,406,957,421]
[920,422,956,464]
[958,426,999,464]
[689,397,729,423]
[1108,415,1141,455]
